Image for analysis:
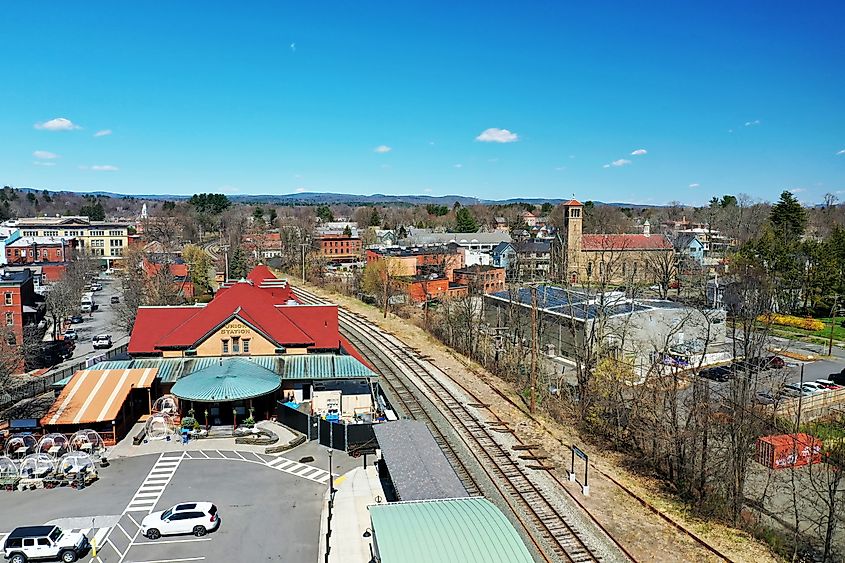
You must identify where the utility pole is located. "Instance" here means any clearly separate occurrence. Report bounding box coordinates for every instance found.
[218,243,230,283]
[530,284,538,414]
[828,295,839,356]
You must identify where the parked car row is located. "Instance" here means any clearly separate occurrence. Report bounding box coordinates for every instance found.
[698,355,786,382]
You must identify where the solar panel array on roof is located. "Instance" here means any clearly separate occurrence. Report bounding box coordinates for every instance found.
[491,285,660,320]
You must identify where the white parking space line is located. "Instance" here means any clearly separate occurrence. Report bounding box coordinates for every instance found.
[126,558,204,563]
[135,537,213,545]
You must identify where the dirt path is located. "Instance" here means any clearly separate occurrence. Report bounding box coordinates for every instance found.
[300,279,780,563]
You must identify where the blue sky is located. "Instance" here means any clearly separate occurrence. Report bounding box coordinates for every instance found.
[2,2,844,205]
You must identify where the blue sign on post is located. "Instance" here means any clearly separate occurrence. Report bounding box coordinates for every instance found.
[569,445,590,495]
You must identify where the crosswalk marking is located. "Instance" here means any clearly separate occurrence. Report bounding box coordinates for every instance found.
[177,448,332,483]
[124,453,184,514]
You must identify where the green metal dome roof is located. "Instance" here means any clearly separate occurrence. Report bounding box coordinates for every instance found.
[170,358,281,402]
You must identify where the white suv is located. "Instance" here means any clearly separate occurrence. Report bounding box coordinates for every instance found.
[3,525,89,563]
[140,502,220,540]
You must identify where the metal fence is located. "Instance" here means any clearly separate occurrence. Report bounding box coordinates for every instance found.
[275,401,378,454]
[0,343,128,413]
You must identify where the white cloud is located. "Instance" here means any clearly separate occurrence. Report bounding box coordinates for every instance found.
[728,129,734,134]
[554,166,566,171]
[33,150,59,159]
[630,149,648,156]
[836,149,845,155]
[290,42,296,52]
[453,163,463,168]
[82,164,118,171]
[744,119,761,127]
[424,188,433,193]
[602,164,611,169]
[94,129,112,137]
[789,187,805,194]
[374,145,392,153]
[295,187,306,193]
[610,159,631,167]
[33,161,56,167]
[689,183,700,188]
[34,117,80,131]
[475,127,519,143]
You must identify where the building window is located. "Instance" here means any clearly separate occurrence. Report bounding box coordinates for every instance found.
[109,230,123,236]
[5,312,13,326]
[242,339,250,354]
[23,230,38,236]
[91,230,105,236]
[4,293,11,306]
[110,239,123,247]
[44,230,59,237]
[232,336,240,354]
[570,208,580,218]
[222,339,229,354]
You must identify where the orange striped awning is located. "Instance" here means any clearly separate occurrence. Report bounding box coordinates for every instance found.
[41,368,158,426]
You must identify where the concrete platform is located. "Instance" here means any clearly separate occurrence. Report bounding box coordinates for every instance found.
[319,464,386,563]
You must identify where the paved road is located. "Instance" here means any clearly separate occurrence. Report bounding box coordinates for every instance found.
[65,276,127,361]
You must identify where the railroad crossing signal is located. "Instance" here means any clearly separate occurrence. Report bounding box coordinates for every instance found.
[568,445,590,496]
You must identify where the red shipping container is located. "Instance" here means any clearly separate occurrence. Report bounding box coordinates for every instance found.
[756,433,822,469]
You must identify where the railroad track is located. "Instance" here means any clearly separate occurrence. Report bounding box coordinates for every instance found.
[294,287,623,563]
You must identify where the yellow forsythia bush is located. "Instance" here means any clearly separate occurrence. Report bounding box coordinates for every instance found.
[758,313,825,331]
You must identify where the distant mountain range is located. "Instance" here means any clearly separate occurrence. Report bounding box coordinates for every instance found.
[19,187,661,208]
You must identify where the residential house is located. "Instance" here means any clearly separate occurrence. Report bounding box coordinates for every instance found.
[673,233,705,266]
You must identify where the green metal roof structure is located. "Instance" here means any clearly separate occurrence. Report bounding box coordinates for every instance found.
[67,354,377,389]
[170,358,282,402]
[368,498,534,563]
[283,354,376,379]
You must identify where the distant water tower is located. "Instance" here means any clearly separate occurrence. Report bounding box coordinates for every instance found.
[140,203,148,220]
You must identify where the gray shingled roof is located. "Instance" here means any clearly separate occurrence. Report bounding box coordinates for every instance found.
[374,420,468,501]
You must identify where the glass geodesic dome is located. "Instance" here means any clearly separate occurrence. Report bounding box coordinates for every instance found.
[0,456,18,478]
[4,434,36,459]
[145,413,176,440]
[57,452,94,476]
[152,394,179,415]
[18,453,54,478]
[38,433,69,457]
[69,429,105,457]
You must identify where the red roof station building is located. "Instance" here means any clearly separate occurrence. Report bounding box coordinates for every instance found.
[44,264,380,438]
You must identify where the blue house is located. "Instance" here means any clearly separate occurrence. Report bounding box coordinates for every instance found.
[674,233,705,265]
[492,241,516,270]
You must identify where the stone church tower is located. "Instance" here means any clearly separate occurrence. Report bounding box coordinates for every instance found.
[561,199,583,282]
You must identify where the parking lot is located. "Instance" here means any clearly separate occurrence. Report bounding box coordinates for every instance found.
[0,442,357,563]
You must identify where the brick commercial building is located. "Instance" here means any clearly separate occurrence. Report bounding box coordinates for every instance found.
[5,236,76,264]
[315,234,362,262]
[13,215,130,267]
[0,268,43,345]
[366,246,465,280]
[452,265,506,294]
